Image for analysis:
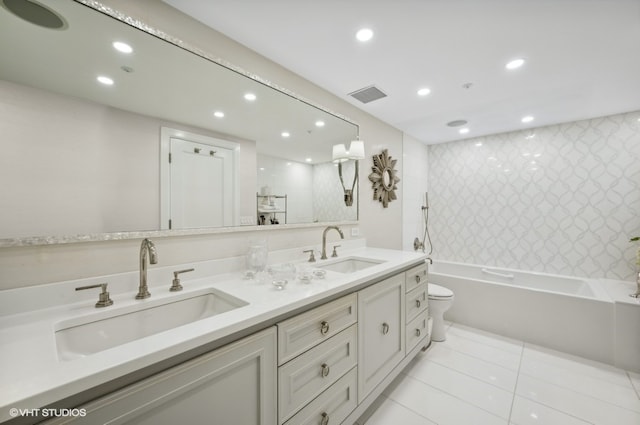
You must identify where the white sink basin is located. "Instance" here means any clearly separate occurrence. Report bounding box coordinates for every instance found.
[55,288,248,361]
[316,256,385,274]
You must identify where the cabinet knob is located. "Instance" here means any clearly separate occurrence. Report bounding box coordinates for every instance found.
[321,363,330,378]
[415,328,421,337]
[320,321,330,335]
[415,275,421,283]
[416,299,421,308]
[382,322,390,335]
[321,412,329,425]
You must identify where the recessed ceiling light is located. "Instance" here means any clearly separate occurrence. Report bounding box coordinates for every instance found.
[112,41,132,54]
[417,88,431,96]
[244,93,256,101]
[356,28,374,42]
[259,167,265,171]
[281,132,290,138]
[506,58,525,70]
[97,75,114,85]
[315,120,325,127]
[305,158,312,163]
[459,128,470,134]
[213,111,224,118]
[521,115,534,123]
[475,142,482,147]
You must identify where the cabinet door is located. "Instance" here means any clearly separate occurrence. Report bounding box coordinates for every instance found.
[46,327,277,425]
[357,274,405,402]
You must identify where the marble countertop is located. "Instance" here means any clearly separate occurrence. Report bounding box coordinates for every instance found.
[0,244,426,422]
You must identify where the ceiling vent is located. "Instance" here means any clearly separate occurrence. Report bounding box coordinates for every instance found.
[348,85,387,104]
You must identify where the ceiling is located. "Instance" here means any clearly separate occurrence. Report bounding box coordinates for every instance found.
[164,0,640,145]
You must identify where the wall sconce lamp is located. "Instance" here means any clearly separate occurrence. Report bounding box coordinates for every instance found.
[332,140,365,206]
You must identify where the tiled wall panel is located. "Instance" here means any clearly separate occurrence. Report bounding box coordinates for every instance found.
[428,111,640,280]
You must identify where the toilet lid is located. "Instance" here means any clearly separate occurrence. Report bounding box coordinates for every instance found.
[429,283,453,299]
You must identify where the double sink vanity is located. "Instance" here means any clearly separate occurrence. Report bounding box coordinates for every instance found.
[0,237,429,424]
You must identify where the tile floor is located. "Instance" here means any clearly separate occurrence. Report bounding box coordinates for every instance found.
[363,322,640,425]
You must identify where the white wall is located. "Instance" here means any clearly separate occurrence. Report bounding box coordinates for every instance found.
[0,79,257,238]
[402,133,430,252]
[0,0,404,289]
[428,111,640,280]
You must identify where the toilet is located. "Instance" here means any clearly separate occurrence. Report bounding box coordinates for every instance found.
[428,283,454,342]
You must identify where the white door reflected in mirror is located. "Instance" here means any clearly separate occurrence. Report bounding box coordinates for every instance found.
[169,138,235,229]
[161,127,240,229]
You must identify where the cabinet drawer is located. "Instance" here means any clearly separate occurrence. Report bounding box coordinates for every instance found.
[283,367,357,425]
[278,293,357,365]
[406,310,429,353]
[278,325,358,423]
[405,263,427,293]
[405,283,428,323]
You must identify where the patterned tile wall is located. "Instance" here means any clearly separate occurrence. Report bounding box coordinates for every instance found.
[428,111,640,280]
[313,161,358,222]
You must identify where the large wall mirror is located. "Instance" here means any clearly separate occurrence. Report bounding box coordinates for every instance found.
[0,0,359,245]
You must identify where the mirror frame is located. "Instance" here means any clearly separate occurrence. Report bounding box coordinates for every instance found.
[368,149,400,209]
[0,0,359,248]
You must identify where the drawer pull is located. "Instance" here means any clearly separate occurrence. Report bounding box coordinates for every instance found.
[321,412,329,425]
[382,322,390,335]
[415,275,421,283]
[416,299,421,308]
[321,363,330,378]
[415,328,421,337]
[320,321,330,335]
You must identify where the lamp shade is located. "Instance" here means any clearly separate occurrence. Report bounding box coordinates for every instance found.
[332,143,348,163]
[348,140,365,159]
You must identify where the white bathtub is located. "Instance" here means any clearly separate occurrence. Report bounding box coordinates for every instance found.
[429,261,640,372]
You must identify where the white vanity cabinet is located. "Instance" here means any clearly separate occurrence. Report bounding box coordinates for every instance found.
[35,259,429,425]
[45,327,277,425]
[357,273,405,403]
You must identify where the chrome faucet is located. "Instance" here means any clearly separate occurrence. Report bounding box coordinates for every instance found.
[321,226,344,260]
[136,238,157,299]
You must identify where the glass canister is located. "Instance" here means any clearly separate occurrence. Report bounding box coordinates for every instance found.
[246,239,268,274]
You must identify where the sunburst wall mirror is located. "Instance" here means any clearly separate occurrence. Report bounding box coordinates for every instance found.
[368,149,400,208]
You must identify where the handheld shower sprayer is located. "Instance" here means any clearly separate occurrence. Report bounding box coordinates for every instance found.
[414,192,433,256]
